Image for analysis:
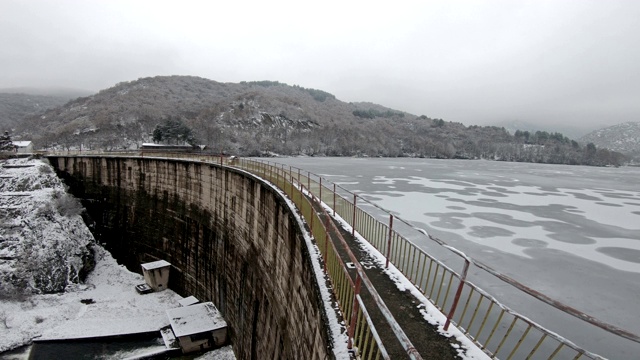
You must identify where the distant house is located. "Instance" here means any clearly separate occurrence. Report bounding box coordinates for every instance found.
[12,141,33,153]
[140,260,171,291]
[166,302,228,354]
[140,143,195,152]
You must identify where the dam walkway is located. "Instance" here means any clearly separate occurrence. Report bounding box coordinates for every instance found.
[311,196,461,359]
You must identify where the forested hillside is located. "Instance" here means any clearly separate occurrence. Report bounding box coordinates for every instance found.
[580,122,640,162]
[14,76,627,166]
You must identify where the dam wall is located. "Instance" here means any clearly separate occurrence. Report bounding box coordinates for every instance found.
[48,156,334,360]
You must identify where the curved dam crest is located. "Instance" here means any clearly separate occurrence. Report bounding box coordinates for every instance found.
[48,156,336,360]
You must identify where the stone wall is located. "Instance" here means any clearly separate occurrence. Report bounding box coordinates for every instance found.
[48,156,333,360]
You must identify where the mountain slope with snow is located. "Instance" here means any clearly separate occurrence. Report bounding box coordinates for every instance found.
[579,121,640,160]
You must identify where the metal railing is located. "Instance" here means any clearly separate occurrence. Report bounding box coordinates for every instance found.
[238,158,398,359]
[231,157,640,360]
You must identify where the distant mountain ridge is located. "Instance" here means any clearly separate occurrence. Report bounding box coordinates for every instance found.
[0,93,73,132]
[10,75,628,166]
[493,120,598,140]
[579,122,640,160]
[0,87,94,98]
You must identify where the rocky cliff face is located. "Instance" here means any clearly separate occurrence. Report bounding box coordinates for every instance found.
[0,158,95,297]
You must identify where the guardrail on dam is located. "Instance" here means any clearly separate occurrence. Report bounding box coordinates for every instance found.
[47,155,335,360]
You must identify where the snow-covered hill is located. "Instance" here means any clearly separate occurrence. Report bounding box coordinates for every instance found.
[579,121,640,159]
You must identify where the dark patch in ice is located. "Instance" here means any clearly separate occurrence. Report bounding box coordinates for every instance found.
[625,202,640,207]
[478,191,508,198]
[478,198,499,203]
[467,226,515,238]
[565,209,585,214]
[472,212,532,227]
[487,186,519,194]
[633,211,640,216]
[439,180,477,187]
[567,192,602,201]
[446,206,466,211]
[524,192,555,197]
[595,202,623,207]
[548,233,596,245]
[596,247,640,264]
[512,238,548,248]
[595,191,638,200]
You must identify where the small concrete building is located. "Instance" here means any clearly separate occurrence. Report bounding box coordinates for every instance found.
[12,141,33,153]
[166,302,228,354]
[141,260,171,291]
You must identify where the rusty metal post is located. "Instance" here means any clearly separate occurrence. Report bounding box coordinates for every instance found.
[319,177,322,205]
[351,193,357,237]
[323,216,330,271]
[386,214,394,269]
[444,258,470,331]
[308,188,314,235]
[307,171,310,194]
[347,274,362,349]
[333,183,336,216]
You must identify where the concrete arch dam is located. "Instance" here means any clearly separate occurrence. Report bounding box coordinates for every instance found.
[48,155,334,360]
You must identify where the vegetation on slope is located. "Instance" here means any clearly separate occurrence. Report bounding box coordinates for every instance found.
[12,75,627,166]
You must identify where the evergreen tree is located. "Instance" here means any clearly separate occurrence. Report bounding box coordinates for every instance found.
[0,131,14,151]
[152,118,196,145]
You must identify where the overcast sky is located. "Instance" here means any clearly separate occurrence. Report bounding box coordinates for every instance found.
[1,0,639,128]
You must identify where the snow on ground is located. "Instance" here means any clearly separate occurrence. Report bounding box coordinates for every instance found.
[192,345,236,360]
[0,232,188,351]
[0,158,223,358]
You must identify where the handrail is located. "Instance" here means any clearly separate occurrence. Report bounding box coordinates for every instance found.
[235,157,395,359]
[307,184,422,359]
[235,157,631,360]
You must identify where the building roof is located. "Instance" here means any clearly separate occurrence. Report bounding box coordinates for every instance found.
[12,141,32,147]
[178,296,200,307]
[166,302,227,337]
[141,259,171,270]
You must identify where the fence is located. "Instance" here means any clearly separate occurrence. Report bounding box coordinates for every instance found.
[237,157,398,359]
[231,157,640,360]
